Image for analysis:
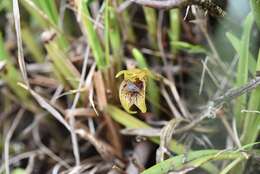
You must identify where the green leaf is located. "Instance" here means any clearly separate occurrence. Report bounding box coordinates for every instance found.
[226,32,256,74]
[169,9,181,55]
[250,0,260,30]
[171,41,207,54]
[241,50,260,145]
[79,0,106,69]
[234,13,254,128]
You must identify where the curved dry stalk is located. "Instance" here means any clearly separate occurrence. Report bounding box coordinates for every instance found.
[67,46,90,167]
[4,108,25,174]
[0,150,40,173]
[131,0,192,9]
[13,0,29,86]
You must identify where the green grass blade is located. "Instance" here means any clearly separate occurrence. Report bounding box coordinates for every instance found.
[104,0,110,67]
[21,0,68,49]
[20,0,47,27]
[79,0,106,69]
[44,40,80,89]
[33,0,58,25]
[232,50,260,174]
[21,27,44,63]
[143,7,157,49]
[109,6,123,70]
[226,32,256,74]
[0,33,35,111]
[250,0,260,30]
[169,9,181,56]
[220,157,244,174]
[234,13,254,129]
[241,49,260,145]
[171,41,207,54]
[117,0,136,43]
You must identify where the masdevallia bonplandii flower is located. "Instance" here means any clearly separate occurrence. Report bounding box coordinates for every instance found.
[116,69,150,114]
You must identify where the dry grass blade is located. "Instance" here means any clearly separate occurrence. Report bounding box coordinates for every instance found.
[93,71,122,156]
[156,119,181,163]
[65,108,96,118]
[0,150,40,173]
[67,46,90,167]
[121,128,161,137]
[158,73,190,118]
[161,86,182,118]
[93,71,107,111]
[12,0,29,87]
[4,108,25,174]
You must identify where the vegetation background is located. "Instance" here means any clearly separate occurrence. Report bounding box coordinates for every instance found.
[0,0,260,173]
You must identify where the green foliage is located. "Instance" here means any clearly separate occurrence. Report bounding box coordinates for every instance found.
[225,12,259,174]
[0,33,34,111]
[169,9,181,56]
[250,0,260,30]
[79,0,107,69]
[171,41,208,54]
[241,49,260,145]
[33,0,59,25]
[44,39,80,89]
[233,13,254,129]
[108,6,123,69]
[226,32,256,74]
[143,7,157,49]
[21,27,44,63]
[106,105,219,174]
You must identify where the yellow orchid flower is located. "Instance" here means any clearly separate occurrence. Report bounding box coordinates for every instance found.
[116,69,149,114]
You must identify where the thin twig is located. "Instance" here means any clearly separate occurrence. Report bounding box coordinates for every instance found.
[213,77,260,106]
[4,108,25,174]
[161,86,182,118]
[68,46,90,167]
[220,115,241,147]
[0,150,40,173]
[19,83,71,131]
[157,10,189,118]
[201,57,221,89]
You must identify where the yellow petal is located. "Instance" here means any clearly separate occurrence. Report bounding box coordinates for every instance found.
[133,81,147,113]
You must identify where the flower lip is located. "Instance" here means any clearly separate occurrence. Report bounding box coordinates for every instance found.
[116,69,148,114]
